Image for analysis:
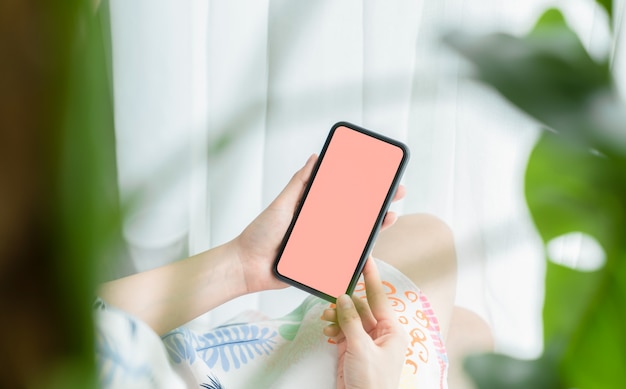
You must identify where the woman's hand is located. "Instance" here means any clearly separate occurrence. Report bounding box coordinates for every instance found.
[231,154,317,293]
[322,259,409,389]
[98,156,405,335]
[232,155,406,294]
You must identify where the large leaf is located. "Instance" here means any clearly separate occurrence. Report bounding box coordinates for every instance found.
[525,132,626,249]
[46,1,120,388]
[445,9,626,157]
[526,131,626,388]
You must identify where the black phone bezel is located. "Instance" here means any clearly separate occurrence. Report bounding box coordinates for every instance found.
[272,121,410,303]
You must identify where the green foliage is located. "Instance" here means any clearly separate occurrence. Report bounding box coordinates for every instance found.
[447,3,626,388]
[464,348,562,389]
[42,1,119,388]
[445,9,620,154]
[529,131,626,387]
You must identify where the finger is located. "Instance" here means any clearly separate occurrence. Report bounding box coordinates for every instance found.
[323,322,341,338]
[392,184,406,202]
[362,259,395,322]
[330,329,346,344]
[380,211,398,230]
[336,294,368,343]
[271,154,317,210]
[321,308,337,323]
[352,294,377,334]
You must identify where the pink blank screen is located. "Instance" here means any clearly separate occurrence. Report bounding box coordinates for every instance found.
[276,126,404,298]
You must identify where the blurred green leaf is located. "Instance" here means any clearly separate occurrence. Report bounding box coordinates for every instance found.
[464,351,563,389]
[562,275,626,388]
[525,132,626,250]
[44,1,119,388]
[444,9,626,157]
[526,131,626,387]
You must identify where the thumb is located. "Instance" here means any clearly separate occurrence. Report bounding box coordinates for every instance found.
[271,154,317,210]
[336,294,369,343]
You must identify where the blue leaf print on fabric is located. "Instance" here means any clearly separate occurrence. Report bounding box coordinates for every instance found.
[163,327,198,365]
[96,316,152,387]
[194,324,278,372]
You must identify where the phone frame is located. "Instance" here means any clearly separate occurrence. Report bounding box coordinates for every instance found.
[272,121,410,303]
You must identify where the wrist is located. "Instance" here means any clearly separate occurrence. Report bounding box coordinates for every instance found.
[212,239,250,297]
[229,234,285,294]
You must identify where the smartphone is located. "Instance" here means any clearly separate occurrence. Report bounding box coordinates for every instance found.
[273,122,410,303]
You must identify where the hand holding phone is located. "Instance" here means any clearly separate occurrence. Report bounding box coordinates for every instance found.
[273,122,409,302]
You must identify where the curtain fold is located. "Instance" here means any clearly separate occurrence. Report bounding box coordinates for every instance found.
[110,0,195,272]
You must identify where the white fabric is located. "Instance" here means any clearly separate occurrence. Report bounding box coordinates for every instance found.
[109,0,625,359]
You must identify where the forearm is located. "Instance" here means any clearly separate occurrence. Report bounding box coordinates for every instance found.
[97,240,247,335]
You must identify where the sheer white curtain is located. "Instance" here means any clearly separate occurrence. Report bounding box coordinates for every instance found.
[109,0,623,359]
